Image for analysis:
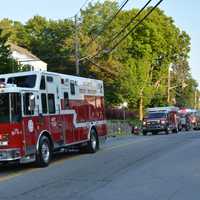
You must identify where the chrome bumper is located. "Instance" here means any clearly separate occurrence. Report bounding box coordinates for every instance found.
[0,148,21,161]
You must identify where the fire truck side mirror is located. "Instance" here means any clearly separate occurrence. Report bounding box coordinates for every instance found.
[29,94,35,112]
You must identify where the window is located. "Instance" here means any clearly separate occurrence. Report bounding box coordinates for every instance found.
[40,76,46,90]
[63,92,69,109]
[70,81,75,95]
[47,76,53,82]
[0,94,10,122]
[48,94,55,114]
[11,93,22,122]
[7,75,37,88]
[41,93,47,114]
[0,78,5,83]
[147,112,166,119]
[23,93,35,115]
[65,79,69,84]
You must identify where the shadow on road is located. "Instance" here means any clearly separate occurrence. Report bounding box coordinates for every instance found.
[0,149,83,175]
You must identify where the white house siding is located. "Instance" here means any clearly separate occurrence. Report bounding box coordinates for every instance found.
[10,44,47,71]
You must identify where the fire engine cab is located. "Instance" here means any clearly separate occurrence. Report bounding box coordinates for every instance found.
[0,71,107,166]
[142,107,179,135]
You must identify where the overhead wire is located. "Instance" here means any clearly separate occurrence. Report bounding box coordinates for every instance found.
[84,0,131,49]
[90,0,153,59]
[108,0,164,54]
[84,0,164,75]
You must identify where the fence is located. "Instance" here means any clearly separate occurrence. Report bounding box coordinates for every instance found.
[107,120,133,137]
[106,108,136,120]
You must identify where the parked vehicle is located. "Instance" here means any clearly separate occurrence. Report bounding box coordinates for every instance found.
[194,110,200,130]
[179,113,192,131]
[142,107,179,135]
[179,108,198,131]
[0,71,107,166]
[189,109,200,130]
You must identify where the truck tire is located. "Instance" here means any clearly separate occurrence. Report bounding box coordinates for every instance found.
[87,129,99,153]
[152,131,158,135]
[36,135,52,167]
[143,131,147,136]
[165,127,170,135]
[172,127,178,134]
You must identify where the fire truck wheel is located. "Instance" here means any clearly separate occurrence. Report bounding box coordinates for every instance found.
[142,131,147,136]
[87,129,99,153]
[152,131,158,135]
[165,127,169,134]
[36,135,52,167]
[173,128,178,134]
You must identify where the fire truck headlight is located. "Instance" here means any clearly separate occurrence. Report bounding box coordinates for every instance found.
[0,83,5,88]
[11,149,20,158]
[143,121,147,126]
[160,120,166,125]
[0,133,9,146]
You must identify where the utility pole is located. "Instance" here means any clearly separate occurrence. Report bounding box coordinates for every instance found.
[167,64,171,104]
[194,89,197,109]
[75,14,80,76]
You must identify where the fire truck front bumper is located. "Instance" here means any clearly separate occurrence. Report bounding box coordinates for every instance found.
[142,125,167,132]
[0,148,21,161]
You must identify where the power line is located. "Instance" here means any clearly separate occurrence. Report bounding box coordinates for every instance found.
[84,0,164,75]
[84,0,131,49]
[106,0,152,49]
[76,0,130,74]
[85,57,118,75]
[108,0,164,54]
[90,0,153,59]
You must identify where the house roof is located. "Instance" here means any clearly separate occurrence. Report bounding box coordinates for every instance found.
[10,43,41,61]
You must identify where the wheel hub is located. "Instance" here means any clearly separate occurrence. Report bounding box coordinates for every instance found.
[91,134,97,150]
[41,142,50,163]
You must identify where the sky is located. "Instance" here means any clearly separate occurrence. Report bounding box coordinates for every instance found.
[0,0,199,85]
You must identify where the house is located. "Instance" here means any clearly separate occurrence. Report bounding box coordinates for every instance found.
[10,44,47,71]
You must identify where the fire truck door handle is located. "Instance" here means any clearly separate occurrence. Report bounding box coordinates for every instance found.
[38,113,44,124]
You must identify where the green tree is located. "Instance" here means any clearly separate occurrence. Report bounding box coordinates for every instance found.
[80,3,193,117]
[0,29,19,73]
[0,2,195,116]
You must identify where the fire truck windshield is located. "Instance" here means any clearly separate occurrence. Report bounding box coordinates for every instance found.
[0,93,22,123]
[0,94,10,122]
[7,75,36,88]
[147,112,166,119]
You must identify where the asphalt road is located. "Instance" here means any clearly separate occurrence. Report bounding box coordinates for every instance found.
[0,132,200,200]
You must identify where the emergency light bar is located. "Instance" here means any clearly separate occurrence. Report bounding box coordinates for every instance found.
[179,108,197,114]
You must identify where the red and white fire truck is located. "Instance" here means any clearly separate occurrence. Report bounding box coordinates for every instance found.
[142,107,179,135]
[0,71,107,166]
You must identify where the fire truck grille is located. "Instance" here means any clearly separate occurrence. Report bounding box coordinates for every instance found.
[0,148,21,161]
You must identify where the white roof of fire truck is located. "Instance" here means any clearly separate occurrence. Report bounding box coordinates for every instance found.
[0,71,104,96]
